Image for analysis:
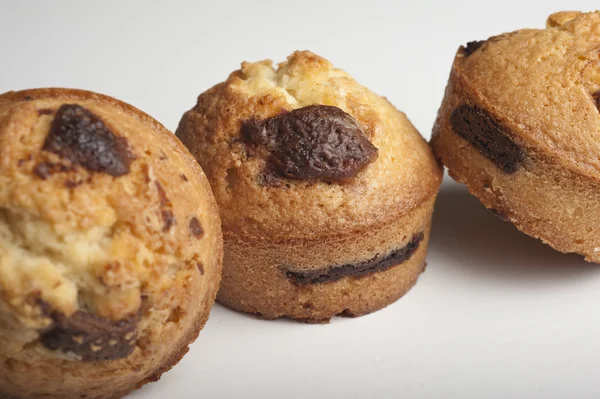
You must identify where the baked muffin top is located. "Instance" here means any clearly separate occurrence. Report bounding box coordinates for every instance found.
[0,88,221,360]
[177,51,441,239]
[451,11,600,179]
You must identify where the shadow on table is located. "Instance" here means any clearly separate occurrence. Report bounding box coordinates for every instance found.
[429,184,597,281]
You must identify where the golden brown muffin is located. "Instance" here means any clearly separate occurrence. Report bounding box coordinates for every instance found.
[0,88,222,398]
[432,11,600,263]
[176,51,442,323]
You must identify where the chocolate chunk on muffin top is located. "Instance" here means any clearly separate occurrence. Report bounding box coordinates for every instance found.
[43,104,134,177]
[241,104,378,181]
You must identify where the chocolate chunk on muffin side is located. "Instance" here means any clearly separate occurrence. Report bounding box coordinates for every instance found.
[449,104,523,173]
[283,233,424,285]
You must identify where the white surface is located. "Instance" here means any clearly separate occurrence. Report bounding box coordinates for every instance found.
[1,1,600,398]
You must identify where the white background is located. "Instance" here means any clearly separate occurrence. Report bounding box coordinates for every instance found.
[2,1,600,398]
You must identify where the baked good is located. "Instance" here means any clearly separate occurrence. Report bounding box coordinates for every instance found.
[432,11,600,262]
[176,51,442,323]
[0,88,222,398]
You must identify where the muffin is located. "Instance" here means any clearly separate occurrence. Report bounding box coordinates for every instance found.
[0,88,222,398]
[176,51,442,323]
[432,11,600,262]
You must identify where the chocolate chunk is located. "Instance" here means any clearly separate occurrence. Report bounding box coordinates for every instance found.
[189,217,204,238]
[38,108,54,116]
[40,310,138,362]
[592,91,600,111]
[284,233,424,285]
[241,105,378,182]
[463,40,486,56]
[180,174,188,182]
[450,105,523,173]
[43,104,133,177]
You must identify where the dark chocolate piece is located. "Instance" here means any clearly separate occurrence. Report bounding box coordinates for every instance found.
[241,105,378,182]
[592,91,600,111]
[284,233,424,285]
[463,40,486,56]
[450,105,523,173]
[189,217,204,238]
[40,310,138,362]
[43,104,133,177]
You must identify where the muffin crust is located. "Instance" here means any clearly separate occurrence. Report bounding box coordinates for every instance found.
[177,51,441,322]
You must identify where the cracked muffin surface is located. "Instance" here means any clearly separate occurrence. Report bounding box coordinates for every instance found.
[432,11,600,262]
[177,51,441,322]
[0,88,223,399]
